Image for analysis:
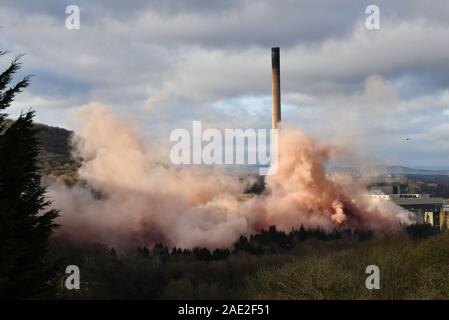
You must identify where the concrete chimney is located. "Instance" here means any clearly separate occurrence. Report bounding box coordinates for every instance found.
[271,47,281,129]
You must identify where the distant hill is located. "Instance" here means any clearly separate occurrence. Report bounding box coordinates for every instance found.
[34,122,78,176]
[5,119,449,180]
[384,165,449,175]
[330,165,449,176]
[3,119,77,177]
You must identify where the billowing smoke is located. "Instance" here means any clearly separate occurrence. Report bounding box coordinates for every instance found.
[243,129,413,232]
[49,103,413,249]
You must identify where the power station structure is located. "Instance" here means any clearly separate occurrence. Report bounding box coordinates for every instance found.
[369,179,446,229]
[269,47,449,229]
[271,47,281,129]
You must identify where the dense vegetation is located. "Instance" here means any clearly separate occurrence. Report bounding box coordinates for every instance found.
[44,223,445,300]
[248,230,449,299]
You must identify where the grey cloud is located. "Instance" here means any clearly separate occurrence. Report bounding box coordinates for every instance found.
[1,0,449,167]
[5,0,449,49]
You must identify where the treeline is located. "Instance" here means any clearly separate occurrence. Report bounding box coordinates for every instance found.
[405,222,439,241]
[48,222,440,300]
[134,222,434,263]
[49,224,375,299]
[135,225,375,262]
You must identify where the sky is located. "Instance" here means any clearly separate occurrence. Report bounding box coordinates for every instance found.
[0,0,448,167]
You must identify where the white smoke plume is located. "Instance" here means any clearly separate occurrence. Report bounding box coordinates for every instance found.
[49,103,413,249]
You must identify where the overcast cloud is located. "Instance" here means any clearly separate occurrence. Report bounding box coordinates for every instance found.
[0,0,448,167]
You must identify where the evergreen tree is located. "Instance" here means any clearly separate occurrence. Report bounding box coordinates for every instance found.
[0,52,59,298]
[298,224,307,242]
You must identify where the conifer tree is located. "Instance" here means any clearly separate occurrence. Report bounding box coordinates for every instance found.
[0,51,59,298]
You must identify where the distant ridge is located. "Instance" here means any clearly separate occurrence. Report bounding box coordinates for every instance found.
[33,122,74,173]
[3,119,76,175]
[330,165,449,176]
[7,119,449,177]
[384,165,449,175]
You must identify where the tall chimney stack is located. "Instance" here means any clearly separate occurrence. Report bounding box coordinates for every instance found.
[271,47,281,129]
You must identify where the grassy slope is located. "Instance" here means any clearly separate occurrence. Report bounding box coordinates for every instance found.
[246,232,449,299]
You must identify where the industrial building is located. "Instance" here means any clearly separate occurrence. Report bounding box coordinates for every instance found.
[369,181,445,229]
